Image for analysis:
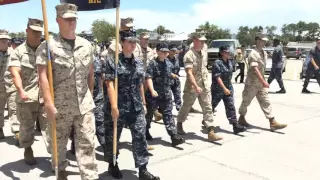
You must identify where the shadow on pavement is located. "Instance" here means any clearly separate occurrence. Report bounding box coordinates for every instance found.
[183,132,222,146]
[99,169,139,180]
[0,157,54,180]
[0,135,19,147]
[249,125,286,135]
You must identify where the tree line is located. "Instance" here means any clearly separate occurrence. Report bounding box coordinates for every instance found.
[8,19,320,47]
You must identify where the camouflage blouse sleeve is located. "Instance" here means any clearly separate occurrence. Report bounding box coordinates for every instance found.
[212,60,222,77]
[145,60,154,79]
[183,51,194,69]
[8,48,21,67]
[248,51,259,68]
[35,41,48,66]
[104,57,115,81]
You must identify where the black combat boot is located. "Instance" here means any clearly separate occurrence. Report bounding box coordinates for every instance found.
[302,88,311,93]
[24,146,37,165]
[108,162,123,179]
[0,128,4,139]
[176,122,185,135]
[57,170,68,180]
[232,123,246,134]
[145,129,153,141]
[171,134,185,147]
[139,166,160,180]
[35,120,41,132]
[276,88,286,94]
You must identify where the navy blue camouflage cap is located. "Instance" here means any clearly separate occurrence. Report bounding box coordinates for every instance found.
[219,46,230,53]
[156,42,169,52]
[168,44,178,51]
[120,30,139,42]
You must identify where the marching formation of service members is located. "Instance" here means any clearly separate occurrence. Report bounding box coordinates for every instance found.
[11,2,320,180]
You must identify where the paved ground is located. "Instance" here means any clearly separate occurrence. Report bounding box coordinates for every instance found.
[1,59,320,180]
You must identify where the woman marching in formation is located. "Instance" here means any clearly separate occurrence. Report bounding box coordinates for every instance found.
[103,30,160,180]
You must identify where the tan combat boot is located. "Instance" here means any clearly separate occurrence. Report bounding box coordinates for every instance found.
[208,127,223,142]
[154,110,163,121]
[238,115,252,127]
[15,132,20,146]
[24,147,37,165]
[147,145,155,151]
[270,118,287,131]
[57,170,68,180]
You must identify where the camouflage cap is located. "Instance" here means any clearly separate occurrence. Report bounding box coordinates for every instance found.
[139,32,150,39]
[255,32,269,41]
[120,17,134,28]
[28,18,44,32]
[190,33,206,41]
[0,29,11,39]
[56,3,78,19]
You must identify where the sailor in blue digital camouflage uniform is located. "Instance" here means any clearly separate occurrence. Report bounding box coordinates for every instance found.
[168,44,182,111]
[145,42,184,146]
[93,53,106,150]
[103,30,159,180]
[211,46,246,134]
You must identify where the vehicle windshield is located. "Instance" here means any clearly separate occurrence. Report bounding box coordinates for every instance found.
[288,48,297,51]
[209,41,235,49]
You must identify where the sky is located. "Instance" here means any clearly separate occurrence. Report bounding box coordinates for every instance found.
[0,0,320,35]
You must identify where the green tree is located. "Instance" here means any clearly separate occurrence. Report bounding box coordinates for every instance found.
[197,21,231,44]
[136,28,150,35]
[91,19,116,42]
[154,25,173,35]
[9,31,26,38]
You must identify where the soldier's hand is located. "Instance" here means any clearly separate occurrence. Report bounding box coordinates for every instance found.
[45,103,57,121]
[111,107,119,121]
[315,66,320,70]
[151,90,158,97]
[194,86,202,94]
[143,105,147,115]
[172,74,178,79]
[19,90,29,101]
[224,88,231,96]
[262,81,270,88]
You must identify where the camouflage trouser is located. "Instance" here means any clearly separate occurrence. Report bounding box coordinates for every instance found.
[0,91,6,128]
[47,109,98,180]
[239,84,274,119]
[211,90,237,124]
[171,79,182,110]
[146,95,177,136]
[177,89,215,127]
[104,109,149,168]
[7,91,19,133]
[94,99,105,150]
[17,102,48,148]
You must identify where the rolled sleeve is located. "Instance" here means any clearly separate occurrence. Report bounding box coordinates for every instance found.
[35,42,48,66]
[145,61,154,79]
[8,50,21,67]
[104,57,115,81]
[249,53,259,68]
[183,54,193,69]
[212,61,221,77]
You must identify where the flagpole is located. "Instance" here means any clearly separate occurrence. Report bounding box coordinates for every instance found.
[40,0,59,178]
[113,6,120,166]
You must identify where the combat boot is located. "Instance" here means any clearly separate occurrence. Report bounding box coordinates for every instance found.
[145,129,153,141]
[57,170,68,180]
[15,132,20,147]
[154,110,163,121]
[269,118,287,131]
[171,134,185,147]
[70,140,75,155]
[139,168,160,180]
[276,88,286,94]
[302,88,311,93]
[238,115,252,127]
[0,128,4,139]
[147,145,155,151]
[24,147,37,165]
[232,123,246,134]
[35,120,41,132]
[208,127,223,142]
[176,122,186,135]
[108,162,123,179]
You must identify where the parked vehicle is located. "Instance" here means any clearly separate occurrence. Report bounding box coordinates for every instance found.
[286,46,302,59]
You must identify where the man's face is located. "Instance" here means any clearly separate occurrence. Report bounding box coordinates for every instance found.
[0,39,9,51]
[193,39,204,49]
[57,17,77,32]
[26,27,42,42]
[140,37,149,47]
[169,50,176,56]
[157,51,169,59]
[256,39,266,47]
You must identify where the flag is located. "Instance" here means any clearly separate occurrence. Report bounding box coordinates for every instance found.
[60,0,120,11]
[0,0,28,5]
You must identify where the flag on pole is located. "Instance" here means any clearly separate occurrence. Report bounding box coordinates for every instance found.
[0,0,28,5]
[60,0,120,11]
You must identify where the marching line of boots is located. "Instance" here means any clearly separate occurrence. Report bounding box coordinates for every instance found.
[0,3,292,180]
